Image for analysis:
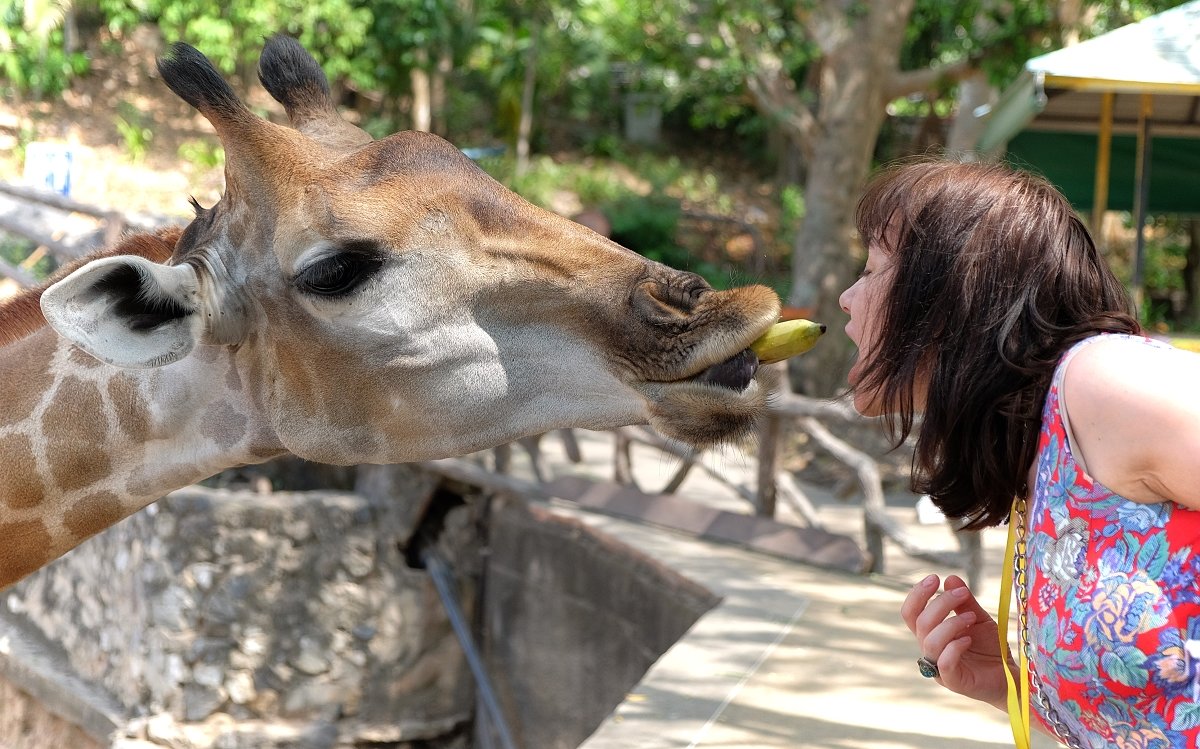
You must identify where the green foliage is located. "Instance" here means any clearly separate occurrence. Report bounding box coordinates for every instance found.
[12,121,38,166]
[177,138,224,170]
[114,101,153,162]
[776,183,804,247]
[899,0,1193,115]
[0,0,90,99]
[97,0,375,84]
[903,0,1056,90]
[487,154,627,209]
[604,191,726,284]
[606,192,681,262]
[0,235,53,281]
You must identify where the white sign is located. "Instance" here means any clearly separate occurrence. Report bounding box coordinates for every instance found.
[23,142,81,197]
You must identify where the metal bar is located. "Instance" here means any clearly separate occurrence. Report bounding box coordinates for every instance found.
[422,551,518,749]
[1132,93,1154,316]
[1091,91,1114,236]
[1041,74,1200,96]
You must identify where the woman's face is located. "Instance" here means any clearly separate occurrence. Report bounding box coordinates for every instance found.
[839,241,895,416]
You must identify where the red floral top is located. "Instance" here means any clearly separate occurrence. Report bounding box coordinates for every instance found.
[1026,334,1200,749]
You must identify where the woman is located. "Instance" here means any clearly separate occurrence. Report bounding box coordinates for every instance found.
[839,158,1200,747]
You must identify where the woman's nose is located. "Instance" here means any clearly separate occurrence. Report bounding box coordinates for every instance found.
[838,284,854,315]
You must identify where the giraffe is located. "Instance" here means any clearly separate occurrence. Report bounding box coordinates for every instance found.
[0,35,784,590]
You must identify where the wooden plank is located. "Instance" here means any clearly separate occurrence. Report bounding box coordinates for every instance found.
[0,182,114,219]
[0,215,81,261]
[0,257,36,286]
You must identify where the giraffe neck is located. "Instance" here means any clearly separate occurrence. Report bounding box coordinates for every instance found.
[0,326,284,588]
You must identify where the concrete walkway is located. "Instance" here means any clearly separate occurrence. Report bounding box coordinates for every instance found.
[497,430,1058,748]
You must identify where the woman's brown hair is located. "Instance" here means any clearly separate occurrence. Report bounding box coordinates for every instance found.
[852,158,1139,529]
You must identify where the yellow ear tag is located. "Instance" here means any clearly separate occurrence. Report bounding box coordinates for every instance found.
[749,319,826,364]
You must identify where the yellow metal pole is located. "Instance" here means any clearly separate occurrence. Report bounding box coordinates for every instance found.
[1132,93,1154,318]
[1091,92,1114,237]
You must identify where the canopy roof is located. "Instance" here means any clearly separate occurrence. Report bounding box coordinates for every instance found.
[1027,0,1200,92]
[977,0,1200,214]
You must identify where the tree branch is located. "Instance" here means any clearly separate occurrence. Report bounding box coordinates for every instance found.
[884,57,978,101]
[718,21,819,155]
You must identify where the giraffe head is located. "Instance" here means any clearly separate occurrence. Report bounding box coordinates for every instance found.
[39,35,783,463]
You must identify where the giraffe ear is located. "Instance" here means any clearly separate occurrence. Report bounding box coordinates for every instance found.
[40,256,204,368]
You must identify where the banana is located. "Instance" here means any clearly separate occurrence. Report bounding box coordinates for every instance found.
[749,319,826,364]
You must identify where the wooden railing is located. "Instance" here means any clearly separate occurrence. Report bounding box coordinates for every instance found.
[0,181,170,288]
[489,373,982,588]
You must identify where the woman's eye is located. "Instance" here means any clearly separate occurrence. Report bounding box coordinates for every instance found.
[296,252,385,297]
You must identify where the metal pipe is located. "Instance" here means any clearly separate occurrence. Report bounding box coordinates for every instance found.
[1132,93,1154,316]
[1091,91,1114,236]
[422,550,518,749]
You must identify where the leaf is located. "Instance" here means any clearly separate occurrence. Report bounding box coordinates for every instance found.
[1040,607,1059,653]
[1171,701,1200,731]
[1078,643,1100,679]
[1137,533,1170,579]
[1101,648,1149,689]
[1111,536,1139,571]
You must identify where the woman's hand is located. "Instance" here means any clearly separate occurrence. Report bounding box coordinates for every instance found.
[900,573,1011,710]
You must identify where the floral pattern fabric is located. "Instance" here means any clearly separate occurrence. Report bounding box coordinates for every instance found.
[1026,334,1200,749]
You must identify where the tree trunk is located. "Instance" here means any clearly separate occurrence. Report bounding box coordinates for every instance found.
[515,27,539,178]
[411,49,432,132]
[786,0,914,396]
[945,70,998,157]
[431,48,452,136]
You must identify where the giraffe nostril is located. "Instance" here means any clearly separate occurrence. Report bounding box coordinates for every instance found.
[638,272,711,318]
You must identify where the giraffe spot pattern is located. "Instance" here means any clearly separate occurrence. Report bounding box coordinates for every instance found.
[0,520,53,587]
[0,333,54,429]
[199,401,248,448]
[68,345,103,369]
[107,374,152,441]
[63,491,126,541]
[0,434,44,508]
[43,376,112,492]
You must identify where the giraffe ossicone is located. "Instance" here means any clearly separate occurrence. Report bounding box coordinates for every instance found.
[0,34,786,588]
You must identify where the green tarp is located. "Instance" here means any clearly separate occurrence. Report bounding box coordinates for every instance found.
[1006,131,1200,215]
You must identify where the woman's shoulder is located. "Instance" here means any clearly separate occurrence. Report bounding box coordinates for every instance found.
[1065,334,1198,389]
[1062,334,1200,505]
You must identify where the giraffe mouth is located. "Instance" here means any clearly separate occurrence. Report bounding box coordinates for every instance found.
[688,348,759,392]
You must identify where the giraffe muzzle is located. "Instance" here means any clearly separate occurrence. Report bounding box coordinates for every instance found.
[691,348,759,392]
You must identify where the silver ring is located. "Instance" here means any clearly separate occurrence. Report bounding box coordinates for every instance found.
[917,655,939,678]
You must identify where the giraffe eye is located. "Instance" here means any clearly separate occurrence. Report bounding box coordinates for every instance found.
[295,246,385,298]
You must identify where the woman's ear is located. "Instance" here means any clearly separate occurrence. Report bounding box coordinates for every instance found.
[40,255,204,368]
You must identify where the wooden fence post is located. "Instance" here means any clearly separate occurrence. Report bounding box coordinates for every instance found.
[756,413,782,518]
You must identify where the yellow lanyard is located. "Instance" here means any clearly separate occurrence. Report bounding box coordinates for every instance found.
[998,500,1032,748]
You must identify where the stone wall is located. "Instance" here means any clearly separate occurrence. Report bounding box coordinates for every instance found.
[0,678,103,749]
[0,463,478,749]
[1,462,723,749]
[482,499,720,749]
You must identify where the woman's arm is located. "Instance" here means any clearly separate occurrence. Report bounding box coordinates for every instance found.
[1063,339,1200,507]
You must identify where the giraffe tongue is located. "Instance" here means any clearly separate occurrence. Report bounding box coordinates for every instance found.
[694,349,759,391]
